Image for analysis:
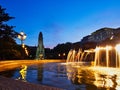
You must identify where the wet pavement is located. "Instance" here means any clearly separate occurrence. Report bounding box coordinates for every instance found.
[0,76,64,90]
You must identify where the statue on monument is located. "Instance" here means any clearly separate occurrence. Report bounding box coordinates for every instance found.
[36,32,45,60]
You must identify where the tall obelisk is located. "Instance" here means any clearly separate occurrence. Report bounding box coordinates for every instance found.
[36,32,45,60]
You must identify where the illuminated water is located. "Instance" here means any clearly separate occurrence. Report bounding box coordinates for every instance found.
[62,44,120,89]
[67,44,120,68]
[2,62,120,90]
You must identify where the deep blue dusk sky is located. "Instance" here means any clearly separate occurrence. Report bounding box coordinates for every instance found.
[0,0,120,48]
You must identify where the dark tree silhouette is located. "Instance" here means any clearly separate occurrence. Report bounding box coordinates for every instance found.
[0,5,25,60]
[0,6,17,39]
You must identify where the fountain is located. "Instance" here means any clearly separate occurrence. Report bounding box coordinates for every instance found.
[65,44,120,89]
[94,44,120,68]
[67,44,120,68]
[66,48,94,63]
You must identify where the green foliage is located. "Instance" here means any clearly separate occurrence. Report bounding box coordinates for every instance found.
[0,5,25,60]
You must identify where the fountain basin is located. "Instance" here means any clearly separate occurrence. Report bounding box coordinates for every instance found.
[1,61,120,90]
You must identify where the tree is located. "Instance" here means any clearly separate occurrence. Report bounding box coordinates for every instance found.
[52,42,72,59]
[0,6,17,39]
[0,5,25,60]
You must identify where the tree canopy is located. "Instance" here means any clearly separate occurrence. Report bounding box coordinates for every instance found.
[0,5,26,60]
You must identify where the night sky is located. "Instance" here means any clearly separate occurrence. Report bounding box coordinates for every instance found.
[0,0,120,48]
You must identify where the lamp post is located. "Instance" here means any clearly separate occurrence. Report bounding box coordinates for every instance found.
[18,31,27,47]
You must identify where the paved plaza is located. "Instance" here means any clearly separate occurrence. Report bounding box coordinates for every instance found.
[0,76,63,90]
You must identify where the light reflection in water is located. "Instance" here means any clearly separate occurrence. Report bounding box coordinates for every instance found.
[93,67,120,90]
[37,64,43,81]
[7,62,120,90]
[18,65,27,81]
[65,63,120,90]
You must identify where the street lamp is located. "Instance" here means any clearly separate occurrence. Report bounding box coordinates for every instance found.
[18,31,27,47]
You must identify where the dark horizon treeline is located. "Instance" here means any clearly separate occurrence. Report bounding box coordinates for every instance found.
[28,41,97,60]
[45,41,96,59]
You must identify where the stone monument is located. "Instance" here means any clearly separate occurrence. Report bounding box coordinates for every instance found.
[35,32,45,60]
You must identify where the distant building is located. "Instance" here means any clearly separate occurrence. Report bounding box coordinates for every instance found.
[88,28,114,42]
[81,28,115,43]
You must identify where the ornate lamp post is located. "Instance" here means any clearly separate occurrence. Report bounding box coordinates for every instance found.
[18,31,27,47]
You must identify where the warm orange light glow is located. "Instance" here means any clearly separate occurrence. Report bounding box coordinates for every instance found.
[106,46,112,50]
[22,44,25,48]
[18,65,27,81]
[18,33,26,40]
[63,53,65,56]
[58,54,60,56]
[91,67,120,89]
